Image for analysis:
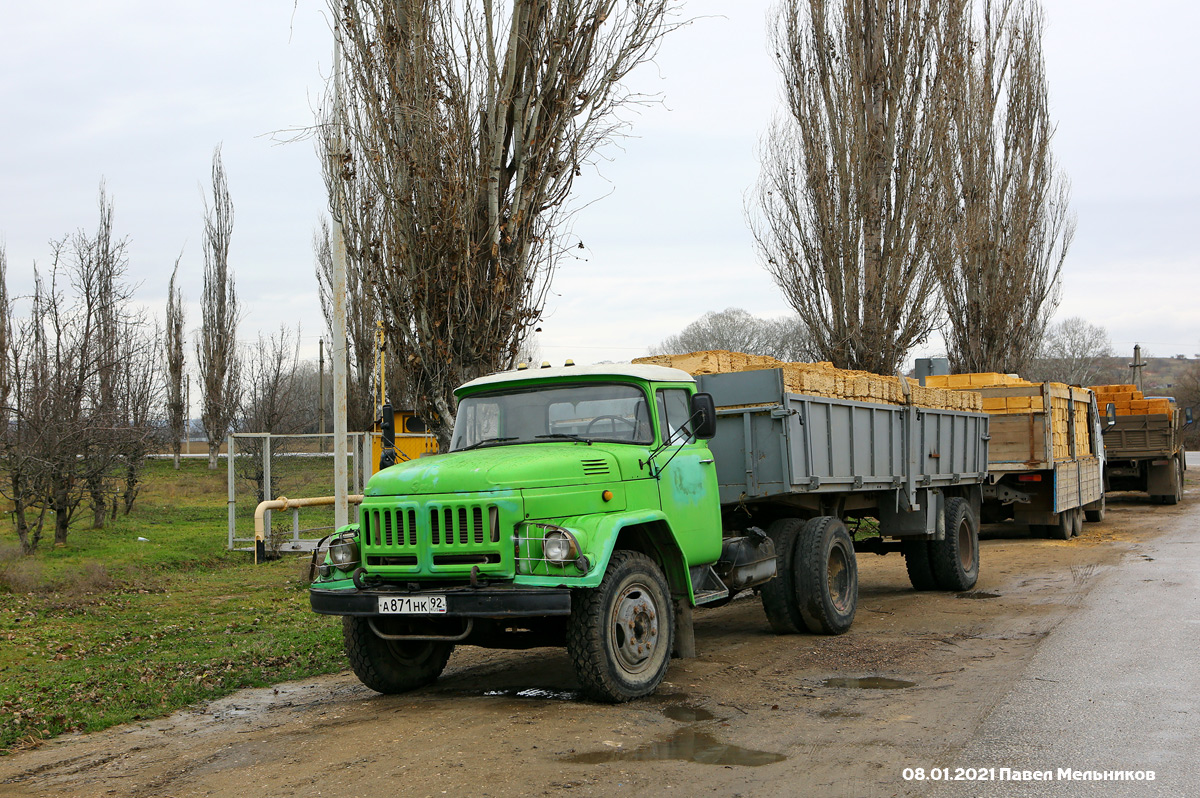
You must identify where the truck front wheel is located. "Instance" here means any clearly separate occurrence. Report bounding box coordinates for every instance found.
[930,498,979,591]
[567,550,675,703]
[793,516,857,635]
[342,616,454,694]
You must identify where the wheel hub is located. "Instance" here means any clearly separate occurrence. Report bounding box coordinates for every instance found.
[611,585,658,673]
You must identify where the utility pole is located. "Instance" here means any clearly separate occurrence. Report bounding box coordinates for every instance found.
[185,374,191,457]
[1131,344,1147,393]
[330,24,350,529]
[319,338,326,454]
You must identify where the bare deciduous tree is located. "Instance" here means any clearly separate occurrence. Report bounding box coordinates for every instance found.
[934,0,1074,374]
[196,146,241,469]
[650,307,815,362]
[753,0,951,375]
[235,326,308,510]
[329,0,677,448]
[164,256,187,469]
[1023,317,1115,386]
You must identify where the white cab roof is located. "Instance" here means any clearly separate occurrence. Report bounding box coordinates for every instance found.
[458,363,695,392]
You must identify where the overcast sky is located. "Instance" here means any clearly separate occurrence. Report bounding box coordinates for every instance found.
[2,1,1198,379]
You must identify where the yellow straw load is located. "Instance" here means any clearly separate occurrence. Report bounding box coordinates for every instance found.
[632,351,983,412]
[1088,384,1173,417]
[925,373,1094,461]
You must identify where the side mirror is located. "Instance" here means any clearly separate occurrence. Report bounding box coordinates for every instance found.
[379,403,396,470]
[1105,402,1117,427]
[1186,407,1194,427]
[691,392,717,440]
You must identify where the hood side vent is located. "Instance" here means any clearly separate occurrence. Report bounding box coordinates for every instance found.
[581,459,610,476]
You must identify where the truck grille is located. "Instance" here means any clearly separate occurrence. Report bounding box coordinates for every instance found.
[361,500,508,573]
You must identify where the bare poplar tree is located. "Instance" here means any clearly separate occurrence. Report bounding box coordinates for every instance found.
[753,0,951,375]
[164,256,187,469]
[313,217,375,431]
[196,146,241,469]
[329,0,677,448]
[934,0,1074,374]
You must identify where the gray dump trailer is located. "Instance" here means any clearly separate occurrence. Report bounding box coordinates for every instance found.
[695,368,991,633]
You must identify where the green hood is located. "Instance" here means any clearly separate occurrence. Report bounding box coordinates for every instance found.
[366,444,626,496]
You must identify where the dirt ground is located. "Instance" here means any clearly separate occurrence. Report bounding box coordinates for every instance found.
[1,484,1193,798]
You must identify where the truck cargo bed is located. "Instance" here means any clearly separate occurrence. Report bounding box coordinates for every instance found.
[697,369,989,506]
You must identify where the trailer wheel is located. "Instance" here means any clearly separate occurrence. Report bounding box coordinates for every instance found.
[567,550,674,703]
[1071,507,1084,537]
[930,498,979,591]
[793,516,857,635]
[1052,510,1074,541]
[342,617,454,694]
[759,517,806,634]
[902,541,938,591]
[1084,494,1106,523]
[1163,456,1182,505]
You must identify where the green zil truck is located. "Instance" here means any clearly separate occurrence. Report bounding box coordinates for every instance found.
[310,364,990,702]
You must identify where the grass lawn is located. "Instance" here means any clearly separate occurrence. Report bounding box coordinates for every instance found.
[0,457,348,755]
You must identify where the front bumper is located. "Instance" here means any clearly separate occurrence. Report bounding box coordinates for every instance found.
[310,585,572,617]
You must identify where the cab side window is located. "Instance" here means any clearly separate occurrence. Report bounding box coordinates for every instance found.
[656,389,695,445]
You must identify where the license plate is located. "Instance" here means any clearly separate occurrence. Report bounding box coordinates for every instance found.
[378,595,447,614]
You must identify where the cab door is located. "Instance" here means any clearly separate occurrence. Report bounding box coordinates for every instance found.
[655,388,722,565]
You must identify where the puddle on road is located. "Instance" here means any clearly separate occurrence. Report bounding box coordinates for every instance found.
[956,590,1001,600]
[564,728,785,767]
[817,708,864,719]
[663,705,715,723]
[822,677,916,690]
[478,688,581,701]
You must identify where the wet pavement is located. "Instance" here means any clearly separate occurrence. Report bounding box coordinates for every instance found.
[927,501,1200,796]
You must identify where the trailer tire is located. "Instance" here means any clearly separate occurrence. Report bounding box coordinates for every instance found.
[1084,494,1106,523]
[1052,510,1074,541]
[342,617,454,695]
[759,517,806,634]
[930,498,979,591]
[567,550,674,703]
[1071,506,1084,537]
[903,541,938,591]
[793,516,857,635]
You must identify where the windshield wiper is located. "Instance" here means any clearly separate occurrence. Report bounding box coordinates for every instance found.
[534,433,593,445]
[456,436,518,451]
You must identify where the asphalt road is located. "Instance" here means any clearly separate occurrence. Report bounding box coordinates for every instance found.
[926,500,1200,797]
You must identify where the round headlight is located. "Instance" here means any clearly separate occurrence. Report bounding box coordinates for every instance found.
[543,529,577,564]
[329,537,360,568]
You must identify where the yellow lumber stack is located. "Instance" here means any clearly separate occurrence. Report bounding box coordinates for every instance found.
[1088,384,1173,417]
[632,351,982,412]
[926,373,1094,461]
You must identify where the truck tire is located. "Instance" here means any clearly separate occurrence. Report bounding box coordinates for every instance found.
[1163,456,1182,505]
[342,616,454,694]
[1052,510,1074,541]
[793,516,857,635]
[929,498,979,591]
[759,517,806,634]
[903,541,938,591]
[1071,506,1084,537]
[1084,494,1106,523]
[567,550,674,703]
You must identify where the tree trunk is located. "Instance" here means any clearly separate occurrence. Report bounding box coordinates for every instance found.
[208,442,220,470]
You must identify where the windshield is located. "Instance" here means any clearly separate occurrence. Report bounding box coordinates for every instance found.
[450,383,654,451]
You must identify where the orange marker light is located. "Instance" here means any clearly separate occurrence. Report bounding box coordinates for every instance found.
[602,490,613,502]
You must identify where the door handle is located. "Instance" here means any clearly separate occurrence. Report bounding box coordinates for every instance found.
[699,458,714,464]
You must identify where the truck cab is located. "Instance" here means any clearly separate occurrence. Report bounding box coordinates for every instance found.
[310,363,730,702]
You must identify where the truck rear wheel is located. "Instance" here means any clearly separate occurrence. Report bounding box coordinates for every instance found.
[930,498,979,591]
[793,516,857,635]
[342,616,454,694]
[1163,456,1182,505]
[1084,494,1106,523]
[903,541,938,591]
[567,550,674,703]
[1052,509,1075,541]
[759,517,806,634]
